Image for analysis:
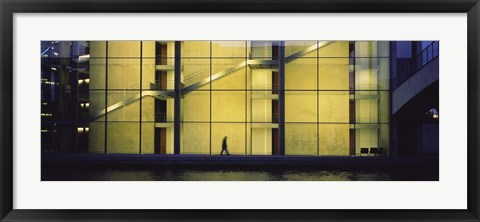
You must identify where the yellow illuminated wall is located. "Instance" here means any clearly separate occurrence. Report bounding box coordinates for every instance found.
[283,41,389,156]
[89,41,162,154]
[88,41,389,156]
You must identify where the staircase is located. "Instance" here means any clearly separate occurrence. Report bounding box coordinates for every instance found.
[89,41,333,120]
[89,82,173,120]
[183,41,332,93]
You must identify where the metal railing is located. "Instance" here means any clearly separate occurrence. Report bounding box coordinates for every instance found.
[285,41,316,57]
[181,51,245,88]
[88,81,150,117]
[392,41,439,90]
[87,41,331,120]
[151,79,175,90]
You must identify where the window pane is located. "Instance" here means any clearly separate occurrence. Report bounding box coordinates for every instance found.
[285,123,317,155]
[88,121,105,153]
[107,58,141,89]
[251,127,273,155]
[318,58,349,90]
[285,91,317,122]
[212,58,246,90]
[211,123,246,155]
[249,41,275,59]
[142,58,156,89]
[182,41,210,58]
[106,122,139,154]
[182,58,210,90]
[141,122,154,154]
[318,41,349,58]
[319,91,349,123]
[89,58,106,90]
[285,41,317,58]
[90,41,106,58]
[212,91,245,122]
[141,96,155,122]
[355,91,379,124]
[355,41,377,57]
[286,58,317,90]
[355,126,378,154]
[252,98,274,123]
[212,41,246,58]
[108,41,141,58]
[183,91,210,122]
[319,124,349,156]
[89,90,105,121]
[355,65,378,90]
[107,90,140,122]
[182,123,210,154]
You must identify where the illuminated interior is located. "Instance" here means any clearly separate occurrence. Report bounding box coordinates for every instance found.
[43,41,390,156]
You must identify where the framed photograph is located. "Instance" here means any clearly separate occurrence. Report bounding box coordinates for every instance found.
[1,0,479,221]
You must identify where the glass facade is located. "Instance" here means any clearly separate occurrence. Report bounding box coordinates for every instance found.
[41,40,390,156]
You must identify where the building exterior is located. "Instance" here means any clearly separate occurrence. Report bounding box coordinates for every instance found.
[41,41,90,152]
[42,41,392,156]
[390,41,439,156]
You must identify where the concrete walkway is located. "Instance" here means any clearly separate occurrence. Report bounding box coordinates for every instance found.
[42,153,439,171]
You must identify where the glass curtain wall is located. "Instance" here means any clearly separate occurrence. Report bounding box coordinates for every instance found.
[285,41,390,156]
[42,40,390,156]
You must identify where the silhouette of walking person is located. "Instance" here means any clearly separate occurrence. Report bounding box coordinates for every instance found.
[220,136,230,156]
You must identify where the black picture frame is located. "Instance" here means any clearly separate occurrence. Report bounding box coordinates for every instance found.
[1,0,479,221]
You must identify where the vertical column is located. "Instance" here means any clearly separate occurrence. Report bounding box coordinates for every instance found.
[209,41,212,155]
[104,41,108,154]
[349,41,356,156]
[389,42,398,156]
[278,41,286,155]
[139,41,143,154]
[316,41,320,156]
[71,42,79,152]
[174,41,181,154]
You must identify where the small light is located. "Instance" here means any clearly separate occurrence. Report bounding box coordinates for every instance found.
[51,47,54,50]
[78,54,90,61]
[80,103,85,108]
[78,79,84,84]
[51,67,57,71]
[426,108,439,119]
[77,127,84,133]
[54,52,59,56]
[85,127,89,132]
[84,79,90,84]
[85,103,90,108]
[41,130,49,133]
